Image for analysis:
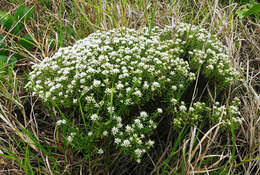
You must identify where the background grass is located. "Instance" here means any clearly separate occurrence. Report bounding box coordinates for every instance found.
[0,0,260,174]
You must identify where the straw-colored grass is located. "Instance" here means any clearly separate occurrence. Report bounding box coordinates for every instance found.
[0,0,259,174]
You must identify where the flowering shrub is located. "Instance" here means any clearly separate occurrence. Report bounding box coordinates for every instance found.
[172,98,243,128]
[26,23,240,162]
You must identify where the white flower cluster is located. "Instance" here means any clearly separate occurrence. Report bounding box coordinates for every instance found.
[173,101,210,127]
[173,23,239,87]
[25,25,198,110]
[172,98,243,128]
[56,119,66,126]
[26,23,240,162]
[67,132,76,143]
[211,98,243,127]
[111,111,157,162]
[26,23,238,109]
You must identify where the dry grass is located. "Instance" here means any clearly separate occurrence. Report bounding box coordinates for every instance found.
[0,0,259,174]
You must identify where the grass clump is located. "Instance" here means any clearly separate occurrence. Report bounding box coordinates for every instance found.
[0,0,259,174]
[25,23,241,164]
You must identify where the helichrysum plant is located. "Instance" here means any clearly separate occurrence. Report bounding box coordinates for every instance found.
[26,23,241,162]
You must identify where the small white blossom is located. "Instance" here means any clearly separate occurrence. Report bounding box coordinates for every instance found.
[180,105,187,111]
[135,149,142,157]
[98,148,104,154]
[157,108,163,113]
[103,130,108,136]
[88,132,93,136]
[112,127,118,135]
[90,114,99,121]
[140,111,148,118]
[171,85,177,91]
[67,136,73,142]
[56,119,66,126]
[125,125,133,132]
[121,139,131,147]
[93,79,101,87]
[147,139,155,147]
[115,138,121,144]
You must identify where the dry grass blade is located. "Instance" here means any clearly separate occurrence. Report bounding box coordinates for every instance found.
[0,106,38,152]
[184,121,225,174]
[0,0,259,174]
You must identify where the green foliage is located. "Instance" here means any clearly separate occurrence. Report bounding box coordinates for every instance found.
[26,24,240,164]
[0,12,20,34]
[242,3,260,16]
[235,1,260,20]
[0,5,35,74]
[18,34,35,50]
[16,5,34,22]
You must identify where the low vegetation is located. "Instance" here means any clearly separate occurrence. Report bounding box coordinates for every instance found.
[0,0,259,174]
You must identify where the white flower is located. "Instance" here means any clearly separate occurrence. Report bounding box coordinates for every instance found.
[90,114,99,121]
[115,138,121,144]
[28,26,238,161]
[135,149,142,157]
[143,81,149,89]
[180,105,187,111]
[116,84,124,90]
[107,106,114,113]
[126,87,131,93]
[157,108,163,113]
[117,123,123,128]
[189,107,195,112]
[56,119,66,126]
[103,130,108,136]
[171,98,177,104]
[112,127,118,135]
[133,90,142,97]
[137,123,144,129]
[147,139,155,147]
[93,79,101,87]
[80,78,86,83]
[67,136,73,142]
[140,111,148,118]
[70,132,76,137]
[171,85,177,91]
[115,116,122,123]
[151,82,160,91]
[121,139,130,147]
[134,119,141,124]
[125,125,132,132]
[98,148,104,154]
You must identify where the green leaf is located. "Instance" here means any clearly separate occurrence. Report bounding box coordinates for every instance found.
[13,54,24,60]
[0,49,9,56]
[16,5,34,22]
[0,11,9,23]
[48,39,56,49]
[9,56,17,65]
[0,12,20,34]
[0,55,8,63]
[0,55,17,65]
[243,3,260,17]
[18,34,35,50]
